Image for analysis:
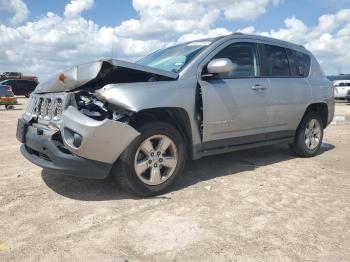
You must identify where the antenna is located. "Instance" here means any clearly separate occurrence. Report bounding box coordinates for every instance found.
[112,29,115,59]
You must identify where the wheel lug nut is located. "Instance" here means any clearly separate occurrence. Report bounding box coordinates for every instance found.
[157,151,161,155]
[148,160,152,164]
[151,152,154,156]
[154,164,158,168]
[159,158,163,162]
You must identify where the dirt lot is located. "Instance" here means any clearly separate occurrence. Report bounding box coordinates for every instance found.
[1,98,350,262]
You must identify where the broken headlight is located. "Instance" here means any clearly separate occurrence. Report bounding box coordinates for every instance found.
[75,91,133,122]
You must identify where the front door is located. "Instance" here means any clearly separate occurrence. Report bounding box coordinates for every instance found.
[198,42,270,147]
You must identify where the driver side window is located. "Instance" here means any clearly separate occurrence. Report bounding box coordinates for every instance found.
[213,42,259,78]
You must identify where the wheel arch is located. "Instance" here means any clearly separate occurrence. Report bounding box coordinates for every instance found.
[128,107,193,157]
[301,102,328,127]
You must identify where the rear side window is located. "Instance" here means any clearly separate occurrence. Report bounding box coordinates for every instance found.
[212,42,259,78]
[337,82,350,87]
[293,50,311,77]
[260,44,291,77]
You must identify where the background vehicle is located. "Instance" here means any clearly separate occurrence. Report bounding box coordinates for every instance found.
[346,90,350,102]
[0,72,38,82]
[327,74,350,81]
[0,85,17,110]
[0,79,38,97]
[333,80,350,99]
[17,33,334,196]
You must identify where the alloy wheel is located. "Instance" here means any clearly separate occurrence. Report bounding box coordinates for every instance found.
[134,135,178,186]
[304,119,322,150]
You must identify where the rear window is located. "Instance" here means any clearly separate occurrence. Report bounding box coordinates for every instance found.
[336,82,350,87]
[293,50,311,77]
[260,44,291,77]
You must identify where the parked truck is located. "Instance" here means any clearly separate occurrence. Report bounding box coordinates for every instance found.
[0,72,38,82]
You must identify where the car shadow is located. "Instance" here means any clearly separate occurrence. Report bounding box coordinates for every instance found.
[42,143,335,201]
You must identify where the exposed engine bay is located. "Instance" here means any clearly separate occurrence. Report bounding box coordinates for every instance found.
[75,91,134,123]
[28,59,180,125]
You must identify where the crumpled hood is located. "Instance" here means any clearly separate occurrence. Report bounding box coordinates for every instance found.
[34,59,178,94]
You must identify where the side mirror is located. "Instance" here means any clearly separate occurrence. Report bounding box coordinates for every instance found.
[202,58,234,80]
[208,58,234,73]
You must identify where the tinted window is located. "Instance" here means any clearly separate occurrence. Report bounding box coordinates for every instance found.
[261,44,290,76]
[337,82,350,87]
[286,48,297,76]
[293,51,311,77]
[212,42,259,78]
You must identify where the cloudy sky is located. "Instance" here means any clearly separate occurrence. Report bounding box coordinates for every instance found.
[0,0,350,80]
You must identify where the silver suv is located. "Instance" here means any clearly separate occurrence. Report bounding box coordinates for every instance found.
[17,33,334,196]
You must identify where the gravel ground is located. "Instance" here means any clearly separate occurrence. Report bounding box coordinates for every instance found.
[0,98,349,262]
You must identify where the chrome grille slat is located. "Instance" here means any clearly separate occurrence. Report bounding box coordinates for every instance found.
[25,93,69,123]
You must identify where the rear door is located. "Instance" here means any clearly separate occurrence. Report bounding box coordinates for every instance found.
[258,43,310,138]
[198,40,271,147]
[0,87,6,97]
[12,80,24,95]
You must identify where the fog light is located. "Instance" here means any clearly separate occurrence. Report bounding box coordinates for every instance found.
[64,127,83,148]
[73,133,82,148]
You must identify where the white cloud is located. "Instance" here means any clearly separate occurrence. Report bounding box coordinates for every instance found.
[0,0,29,25]
[239,9,350,74]
[115,0,280,41]
[0,1,349,80]
[64,0,94,18]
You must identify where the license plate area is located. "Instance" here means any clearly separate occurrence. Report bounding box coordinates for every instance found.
[16,119,28,143]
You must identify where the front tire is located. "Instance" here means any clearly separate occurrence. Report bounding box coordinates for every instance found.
[290,112,323,157]
[113,121,187,196]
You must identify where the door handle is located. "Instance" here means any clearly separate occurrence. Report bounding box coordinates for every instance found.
[251,84,267,91]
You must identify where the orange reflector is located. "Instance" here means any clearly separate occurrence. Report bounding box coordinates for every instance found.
[59,73,66,82]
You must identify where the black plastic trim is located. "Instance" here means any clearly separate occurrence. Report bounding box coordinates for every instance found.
[201,130,295,151]
[20,125,112,179]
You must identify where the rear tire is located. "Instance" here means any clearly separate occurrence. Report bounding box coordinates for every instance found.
[289,112,323,157]
[112,121,187,196]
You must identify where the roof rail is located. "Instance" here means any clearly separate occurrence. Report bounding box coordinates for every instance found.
[232,32,245,35]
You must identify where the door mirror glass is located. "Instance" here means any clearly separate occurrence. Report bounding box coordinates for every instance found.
[207,58,235,75]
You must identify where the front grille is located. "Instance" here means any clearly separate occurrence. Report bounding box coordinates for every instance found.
[53,98,63,120]
[26,94,69,122]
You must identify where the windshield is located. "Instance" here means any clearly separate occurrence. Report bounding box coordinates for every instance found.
[137,40,212,73]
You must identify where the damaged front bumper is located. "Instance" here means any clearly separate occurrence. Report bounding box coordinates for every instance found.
[17,95,140,179]
[20,126,112,179]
